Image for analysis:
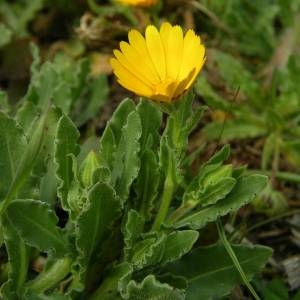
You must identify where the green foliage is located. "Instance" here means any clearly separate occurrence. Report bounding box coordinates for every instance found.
[1,216,29,299]
[173,174,267,230]
[0,23,12,47]
[124,275,185,300]
[201,0,278,59]
[0,0,44,38]
[0,112,27,200]
[164,243,273,300]
[6,200,68,257]
[161,230,199,265]
[19,45,109,126]
[75,183,121,278]
[54,114,80,210]
[0,88,269,298]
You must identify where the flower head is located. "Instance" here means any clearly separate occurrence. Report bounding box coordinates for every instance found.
[116,0,158,7]
[110,22,205,102]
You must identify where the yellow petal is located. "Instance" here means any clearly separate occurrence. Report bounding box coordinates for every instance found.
[163,25,184,80]
[113,47,153,87]
[145,25,166,81]
[110,58,153,96]
[160,22,172,43]
[173,68,196,99]
[178,30,205,82]
[185,56,206,90]
[159,22,172,37]
[128,29,160,83]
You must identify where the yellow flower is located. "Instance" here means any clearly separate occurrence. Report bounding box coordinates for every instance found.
[110,22,205,102]
[116,0,158,7]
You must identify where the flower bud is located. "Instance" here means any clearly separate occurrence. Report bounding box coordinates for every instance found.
[80,151,100,188]
[202,164,233,188]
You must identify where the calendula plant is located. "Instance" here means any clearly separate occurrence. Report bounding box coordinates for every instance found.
[0,22,271,300]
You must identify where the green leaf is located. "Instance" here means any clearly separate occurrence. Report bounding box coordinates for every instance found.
[184,164,234,208]
[111,110,142,200]
[1,216,29,299]
[16,101,39,133]
[173,93,205,141]
[99,99,135,170]
[123,209,144,259]
[90,262,132,300]
[203,120,267,141]
[24,51,91,116]
[0,90,9,113]
[52,83,72,114]
[99,126,116,170]
[25,62,58,110]
[0,0,44,37]
[174,174,267,229]
[263,278,289,300]
[136,99,161,151]
[164,243,273,300]
[0,111,48,213]
[54,114,80,210]
[124,275,185,300]
[66,154,85,218]
[6,199,68,256]
[134,150,160,221]
[204,144,231,166]
[161,230,199,265]
[130,233,166,270]
[75,183,121,269]
[69,57,90,101]
[183,147,233,208]
[74,74,108,126]
[34,107,62,204]
[0,112,27,200]
[197,177,237,207]
[0,23,12,47]
[92,167,111,185]
[40,161,57,205]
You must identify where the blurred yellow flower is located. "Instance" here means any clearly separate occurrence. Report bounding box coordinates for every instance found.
[116,0,158,7]
[110,22,205,102]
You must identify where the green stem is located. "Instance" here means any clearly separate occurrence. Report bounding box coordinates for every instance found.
[89,263,130,300]
[270,133,281,184]
[239,209,300,239]
[27,257,72,294]
[152,171,174,231]
[167,202,193,224]
[151,100,187,231]
[216,219,261,300]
